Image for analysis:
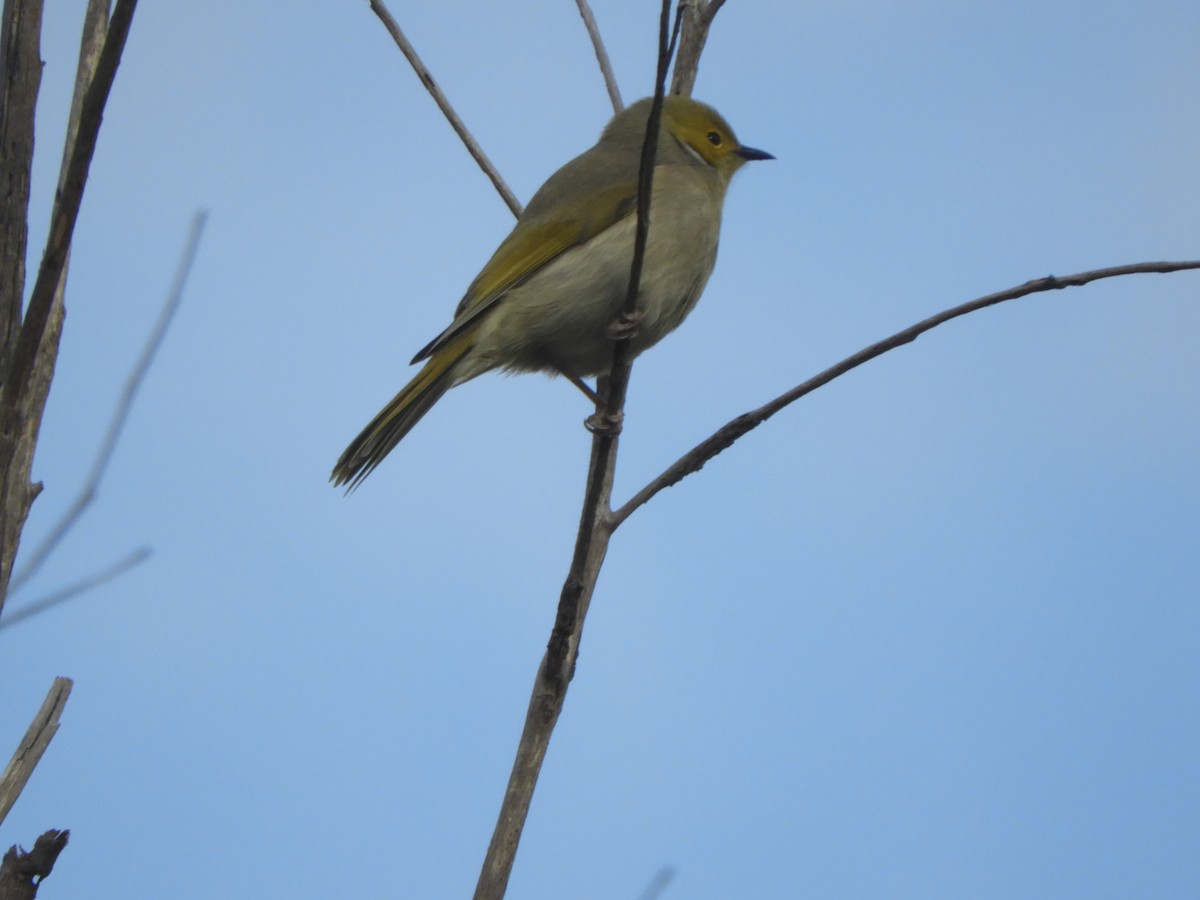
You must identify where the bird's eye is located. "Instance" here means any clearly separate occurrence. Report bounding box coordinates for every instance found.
[706,131,722,146]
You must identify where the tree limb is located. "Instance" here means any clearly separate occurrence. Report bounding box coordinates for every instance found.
[610,260,1200,528]
[0,0,137,615]
[0,0,45,370]
[1,0,137,406]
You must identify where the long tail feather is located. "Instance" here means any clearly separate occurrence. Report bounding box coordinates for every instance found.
[331,335,473,489]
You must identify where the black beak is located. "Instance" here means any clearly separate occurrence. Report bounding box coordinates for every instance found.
[735,145,775,161]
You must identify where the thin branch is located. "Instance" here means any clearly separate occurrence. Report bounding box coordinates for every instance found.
[1,546,150,631]
[573,0,623,112]
[10,212,206,593]
[670,0,726,97]
[473,8,678,898]
[0,677,72,826]
[367,0,522,217]
[611,260,1200,528]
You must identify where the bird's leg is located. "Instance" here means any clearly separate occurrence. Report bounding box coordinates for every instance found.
[561,370,602,405]
[606,307,644,341]
[583,374,623,436]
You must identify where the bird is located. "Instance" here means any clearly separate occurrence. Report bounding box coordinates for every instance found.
[332,95,772,489]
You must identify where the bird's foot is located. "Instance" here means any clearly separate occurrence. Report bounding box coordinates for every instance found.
[563,372,602,404]
[585,410,624,436]
[606,308,644,341]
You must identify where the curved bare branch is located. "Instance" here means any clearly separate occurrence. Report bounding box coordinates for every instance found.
[610,260,1200,528]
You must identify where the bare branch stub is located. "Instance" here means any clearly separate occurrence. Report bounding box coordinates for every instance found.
[0,677,73,826]
[0,829,69,900]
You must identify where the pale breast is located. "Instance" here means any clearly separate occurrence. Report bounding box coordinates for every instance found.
[471,164,724,378]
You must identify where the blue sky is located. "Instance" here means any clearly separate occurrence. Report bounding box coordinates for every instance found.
[3,2,1197,897]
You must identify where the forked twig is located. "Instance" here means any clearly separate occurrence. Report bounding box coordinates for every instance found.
[1,0,138,407]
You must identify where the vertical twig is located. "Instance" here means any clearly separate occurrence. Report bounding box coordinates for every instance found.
[472,7,678,897]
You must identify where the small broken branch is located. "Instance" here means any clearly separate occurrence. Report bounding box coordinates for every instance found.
[0,678,72,826]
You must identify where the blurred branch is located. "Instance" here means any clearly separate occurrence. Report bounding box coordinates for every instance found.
[0,829,68,900]
[611,260,1200,528]
[635,866,676,900]
[573,0,622,112]
[367,0,522,217]
[670,0,727,97]
[10,212,206,593]
[473,7,678,898]
[1,546,150,631]
[0,677,71,826]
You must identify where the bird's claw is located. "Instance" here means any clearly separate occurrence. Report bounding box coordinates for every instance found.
[585,410,624,436]
[606,308,644,341]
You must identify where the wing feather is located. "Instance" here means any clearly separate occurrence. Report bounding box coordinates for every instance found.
[411,148,639,364]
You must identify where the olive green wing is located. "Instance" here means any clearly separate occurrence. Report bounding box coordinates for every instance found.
[411,157,639,364]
